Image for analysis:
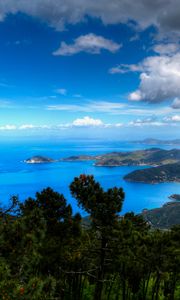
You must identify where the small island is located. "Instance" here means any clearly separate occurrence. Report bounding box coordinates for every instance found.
[24,156,55,164]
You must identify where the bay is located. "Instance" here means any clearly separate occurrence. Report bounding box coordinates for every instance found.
[0,139,179,216]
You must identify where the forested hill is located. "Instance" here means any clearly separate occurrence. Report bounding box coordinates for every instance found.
[0,175,180,299]
[141,201,180,229]
[124,162,180,183]
[94,148,180,166]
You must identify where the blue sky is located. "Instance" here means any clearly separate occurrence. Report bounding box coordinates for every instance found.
[0,1,180,140]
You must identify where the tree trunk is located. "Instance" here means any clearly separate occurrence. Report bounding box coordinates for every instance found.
[93,237,107,300]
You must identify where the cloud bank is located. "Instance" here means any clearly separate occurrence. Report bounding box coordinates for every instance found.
[1,0,180,37]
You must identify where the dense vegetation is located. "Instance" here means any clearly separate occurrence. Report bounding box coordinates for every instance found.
[124,162,180,183]
[94,149,180,166]
[0,175,179,299]
[141,202,180,229]
[169,194,180,201]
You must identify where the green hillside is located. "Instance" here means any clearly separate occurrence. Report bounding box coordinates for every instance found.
[124,162,180,183]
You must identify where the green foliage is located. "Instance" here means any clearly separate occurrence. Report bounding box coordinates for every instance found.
[0,176,179,299]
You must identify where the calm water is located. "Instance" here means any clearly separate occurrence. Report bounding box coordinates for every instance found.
[0,139,179,216]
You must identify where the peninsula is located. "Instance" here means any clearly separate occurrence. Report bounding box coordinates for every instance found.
[61,148,180,167]
[124,162,180,183]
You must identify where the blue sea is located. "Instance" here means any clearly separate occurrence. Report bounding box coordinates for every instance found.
[0,139,179,216]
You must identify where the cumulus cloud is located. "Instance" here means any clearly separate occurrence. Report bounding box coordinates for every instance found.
[171,115,180,121]
[53,33,121,56]
[72,116,104,127]
[164,115,180,122]
[1,0,180,37]
[171,97,180,109]
[126,53,180,103]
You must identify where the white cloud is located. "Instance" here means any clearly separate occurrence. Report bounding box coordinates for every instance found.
[0,114,179,132]
[109,64,142,74]
[127,53,180,103]
[46,100,177,118]
[0,124,51,131]
[46,101,126,114]
[164,115,180,122]
[171,97,180,109]
[53,33,121,56]
[72,116,104,127]
[19,124,36,130]
[55,88,67,95]
[171,115,180,122]
[128,116,165,127]
[0,124,16,130]
[128,90,143,101]
[47,104,90,112]
[18,124,50,130]
[153,43,180,55]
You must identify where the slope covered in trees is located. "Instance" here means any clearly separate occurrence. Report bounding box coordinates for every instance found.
[141,202,180,229]
[124,162,180,183]
[0,176,179,299]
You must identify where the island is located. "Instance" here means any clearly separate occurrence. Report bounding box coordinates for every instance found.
[124,162,180,183]
[141,201,180,229]
[62,148,180,167]
[24,156,55,164]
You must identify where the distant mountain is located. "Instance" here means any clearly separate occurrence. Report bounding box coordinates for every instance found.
[141,202,180,229]
[133,138,180,145]
[124,162,180,183]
